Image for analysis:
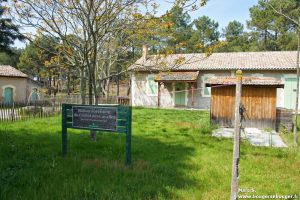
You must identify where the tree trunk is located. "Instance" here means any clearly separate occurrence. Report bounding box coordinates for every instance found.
[72,76,75,93]
[88,68,93,105]
[93,71,99,105]
[80,68,86,105]
[67,72,70,95]
[264,30,268,50]
[106,78,110,103]
[88,64,96,141]
[127,73,131,96]
[49,75,52,95]
[53,77,57,97]
[117,65,120,97]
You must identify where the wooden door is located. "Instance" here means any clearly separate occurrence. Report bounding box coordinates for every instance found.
[284,78,297,109]
[175,83,186,106]
[31,88,38,101]
[4,87,13,104]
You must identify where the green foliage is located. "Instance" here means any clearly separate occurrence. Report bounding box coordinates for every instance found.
[17,35,59,79]
[192,16,220,45]
[165,6,193,53]
[223,20,244,42]
[247,0,299,51]
[0,0,24,52]
[279,124,290,135]
[0,48,23,67]
[18,42,42,77]
[0,108,299,199]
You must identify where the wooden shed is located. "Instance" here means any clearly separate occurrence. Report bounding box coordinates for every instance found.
[206,77,284,130]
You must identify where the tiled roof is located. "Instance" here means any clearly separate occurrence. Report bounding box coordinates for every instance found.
[155,72,199,82]
[0,65,28,78]
[129,51,298,71]
[205,77,284,87]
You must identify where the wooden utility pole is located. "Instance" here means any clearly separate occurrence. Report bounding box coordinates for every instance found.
[294,17,300,146]
[230,70,242,200]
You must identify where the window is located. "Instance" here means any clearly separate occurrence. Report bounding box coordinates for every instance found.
[202,75,214,97]
[147,75,158,96]
[251,73,264,77]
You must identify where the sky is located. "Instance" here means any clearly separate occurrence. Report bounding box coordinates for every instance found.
[194,0,257,29]
[13,0,258,49]
[156,0,258,30]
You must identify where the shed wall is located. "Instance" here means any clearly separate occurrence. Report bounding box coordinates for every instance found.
[211,86,277,129]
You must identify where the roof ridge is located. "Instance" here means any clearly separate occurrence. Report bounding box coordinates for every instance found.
[130,51,298,71]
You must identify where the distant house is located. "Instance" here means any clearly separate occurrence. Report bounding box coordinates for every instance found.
[0,65,41,104]
[129,47,298,110]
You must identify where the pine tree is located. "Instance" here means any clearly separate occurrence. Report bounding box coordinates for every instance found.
[0,0,24,53]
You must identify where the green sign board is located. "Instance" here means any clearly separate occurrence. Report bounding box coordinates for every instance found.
[72,106,118,131]
[62,104,132,165]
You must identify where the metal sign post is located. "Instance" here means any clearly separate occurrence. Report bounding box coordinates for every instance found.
[61,104,132,165]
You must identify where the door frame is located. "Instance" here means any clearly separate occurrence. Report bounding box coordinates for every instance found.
[31,87,39,101]
[2,85,16,103]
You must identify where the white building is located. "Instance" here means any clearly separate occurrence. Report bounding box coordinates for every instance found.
[129,48,298,110]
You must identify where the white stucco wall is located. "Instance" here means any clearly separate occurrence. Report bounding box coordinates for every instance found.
[131,70,299,110]
[0,77,27,102]
[132,73,176,107]
[0,77,42,102]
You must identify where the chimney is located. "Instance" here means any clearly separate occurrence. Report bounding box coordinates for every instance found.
[142,44,148,60]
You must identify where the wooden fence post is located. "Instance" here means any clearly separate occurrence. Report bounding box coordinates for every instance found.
[230,69,242,200]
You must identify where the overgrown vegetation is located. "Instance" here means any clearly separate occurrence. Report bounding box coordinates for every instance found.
[0,108,299,199]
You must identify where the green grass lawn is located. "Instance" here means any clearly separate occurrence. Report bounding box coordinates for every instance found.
[0,108,299,200]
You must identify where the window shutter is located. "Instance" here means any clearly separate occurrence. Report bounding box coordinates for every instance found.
[204,77,211,96]
[148,75,157,95]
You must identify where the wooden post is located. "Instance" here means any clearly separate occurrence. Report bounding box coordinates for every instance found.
[230,69,242,200]
[12,102,15,122]
[125,106,132,165]
[158,82,161,108]
[62,104,68,156]
[191,83,195,107]
[294,19,300,146]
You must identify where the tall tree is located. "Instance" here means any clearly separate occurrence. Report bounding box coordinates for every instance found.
[12,0,142,105]
[223,20,244,42]
[264,0,300,145]
[17,35,67,95]
[0,47,22,67]
[217,20,251,52]
[0,0,24,52]
[248,0,298,51]
[164,5,193,53]
[18,35,58,79]
[189,16,220,52]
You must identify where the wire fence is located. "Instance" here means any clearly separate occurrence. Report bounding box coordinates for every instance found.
[0,95,131,123]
